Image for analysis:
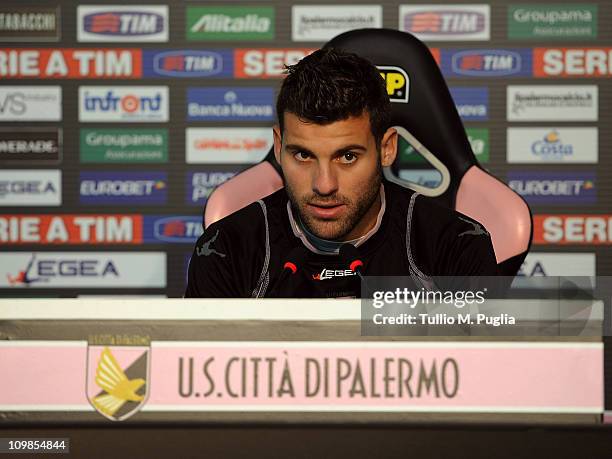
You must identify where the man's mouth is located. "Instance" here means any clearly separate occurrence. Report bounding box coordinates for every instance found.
[307,202,346,219]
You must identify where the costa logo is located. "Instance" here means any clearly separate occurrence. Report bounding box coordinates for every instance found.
[143,49,233,78]
[534,215,612,245]
[144,216,203,243]
[0,252,166,288]
[399,5,490,41]
[0,48,141,79]
[442,49,532,77]
[78,5,168,42]
[377,66,409,103]
[507,127,598,164]
[79,86,168,122]
[534,48,612,78]
[234,48,315,78]
[0,215,142,244]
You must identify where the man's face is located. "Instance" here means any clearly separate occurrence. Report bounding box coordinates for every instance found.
[273,112,397,241]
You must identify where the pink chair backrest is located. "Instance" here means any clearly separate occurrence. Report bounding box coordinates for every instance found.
[456,166,531,264]
[204,161,283,229]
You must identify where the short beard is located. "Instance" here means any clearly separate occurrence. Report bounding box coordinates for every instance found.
[285,161,383,241]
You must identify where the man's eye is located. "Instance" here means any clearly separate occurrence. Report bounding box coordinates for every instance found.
[294,151,311,161]
[338,152,357,164]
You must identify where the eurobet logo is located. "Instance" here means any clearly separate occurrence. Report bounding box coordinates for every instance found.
[534,48,612,78]
[508,172,596,205]
[0,252,166,287]
[0,48,141,79]
[234,48,315,78]
[508,5,597,40]
[399,5,490,41]
[442,48,532,77]
[450,87,488,121]
[144,216,203,243]
[80,128,168,164]
[517,252,596,277]
[0,169,61,206]
[79,171,167,205]
[187,87,274,121]
[534,215,612,245]
[187,171,237,205]
[77,5,168,42]
[377,66,409,103]
[0,215,143,244]
[79,86,168,122]
[186,6,274,41]
[312,268,357,281]
[143,49,233,78]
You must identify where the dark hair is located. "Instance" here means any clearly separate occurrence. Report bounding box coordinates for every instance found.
[276,47,391,148]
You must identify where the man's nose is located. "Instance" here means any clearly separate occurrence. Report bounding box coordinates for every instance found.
[312,163,338,196]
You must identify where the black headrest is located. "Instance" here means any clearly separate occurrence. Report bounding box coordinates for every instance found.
[325,28,477,206]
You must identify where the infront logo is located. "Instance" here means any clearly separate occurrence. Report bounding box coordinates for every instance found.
[312,269,357,281]
[377,66,409,103]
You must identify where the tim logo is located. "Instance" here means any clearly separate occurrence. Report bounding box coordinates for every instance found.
[146,216,203,243]
[450,50,525,77]
[87,345,150,421]
[152,50,223,77]
[83,11,164,37]
[404,11,486,35]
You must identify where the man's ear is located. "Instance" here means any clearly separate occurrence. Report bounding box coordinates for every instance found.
[380,127,398,167]
[273,125,282,165]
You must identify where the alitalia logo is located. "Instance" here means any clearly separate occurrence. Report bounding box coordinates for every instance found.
[187,7,274,41]
[191,14,271,33]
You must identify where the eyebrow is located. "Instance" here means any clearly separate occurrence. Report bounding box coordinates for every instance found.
[284,143,368,155]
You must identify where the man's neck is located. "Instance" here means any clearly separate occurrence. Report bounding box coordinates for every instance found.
[287,185,386,255]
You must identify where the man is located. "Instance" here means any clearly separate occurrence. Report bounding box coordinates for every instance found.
[185,48,498,298]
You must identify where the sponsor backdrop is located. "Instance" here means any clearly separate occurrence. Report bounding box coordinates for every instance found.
[0,1,611,298]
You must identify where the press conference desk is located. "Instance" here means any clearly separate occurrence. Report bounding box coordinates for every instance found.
[0,299,608,458]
